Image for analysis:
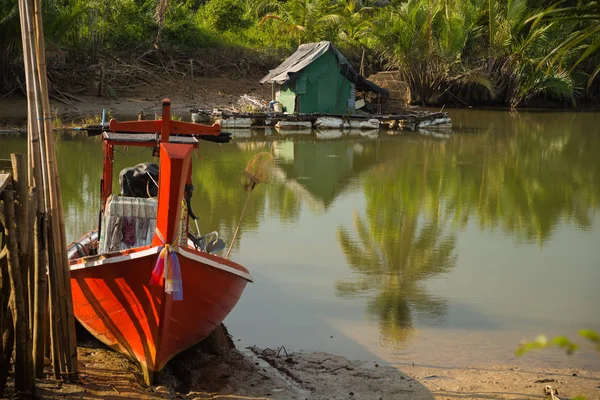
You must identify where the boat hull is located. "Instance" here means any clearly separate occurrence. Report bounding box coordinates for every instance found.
[69,239,251,384]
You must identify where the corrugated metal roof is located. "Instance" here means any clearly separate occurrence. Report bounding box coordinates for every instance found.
[260,41,388,96]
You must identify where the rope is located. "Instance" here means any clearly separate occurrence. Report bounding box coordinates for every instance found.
[113,147,149,156]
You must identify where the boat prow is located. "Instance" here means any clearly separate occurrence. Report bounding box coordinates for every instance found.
[68,99,252,384]
[69,240,251,384]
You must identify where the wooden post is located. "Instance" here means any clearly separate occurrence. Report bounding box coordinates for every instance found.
[10,154,30,327]
[0,307,12,398]
[190,59,194,101]
[0,239,7,397]
[360,48,365,77]
[2,190,35,396]
[98,62,105,97]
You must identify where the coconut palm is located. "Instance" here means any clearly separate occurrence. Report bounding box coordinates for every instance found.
[320,0,375,45]
[258,0,330,45]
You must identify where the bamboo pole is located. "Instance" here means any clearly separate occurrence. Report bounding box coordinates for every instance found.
[28,189,46,378]
[18,0,52,382]
[45,220,63,379]
[2,190,35,397]
[33,0,78,378]
[19,0,76,382]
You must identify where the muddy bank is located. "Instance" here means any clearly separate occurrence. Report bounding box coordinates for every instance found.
[4,327,595,400]
[0,76,269,126]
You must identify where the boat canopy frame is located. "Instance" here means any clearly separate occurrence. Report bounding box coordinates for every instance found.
[100,98,228,207]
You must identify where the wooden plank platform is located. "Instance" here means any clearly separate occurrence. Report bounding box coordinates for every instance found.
[104,133,202,144]
[201,109,452,132]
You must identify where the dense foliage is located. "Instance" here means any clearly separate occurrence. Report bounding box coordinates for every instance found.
[1,0,599,107]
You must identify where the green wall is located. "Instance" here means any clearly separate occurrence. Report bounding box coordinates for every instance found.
[276,51,353,115]
[278,83,296,113]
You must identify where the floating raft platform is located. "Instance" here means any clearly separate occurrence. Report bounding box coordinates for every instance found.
[194,109,451,132]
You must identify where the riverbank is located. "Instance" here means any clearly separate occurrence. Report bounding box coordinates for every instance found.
[0,76,268,126]
[3,329,594,400]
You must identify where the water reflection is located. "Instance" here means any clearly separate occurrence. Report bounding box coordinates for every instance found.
[336,110,600,348]
[336,147,457,346]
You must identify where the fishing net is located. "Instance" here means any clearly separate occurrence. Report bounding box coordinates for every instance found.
[241,152,274,191]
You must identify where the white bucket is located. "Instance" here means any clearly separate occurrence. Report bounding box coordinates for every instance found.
[273,102,283,113]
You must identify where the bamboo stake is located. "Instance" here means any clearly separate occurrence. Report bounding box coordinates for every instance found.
[19,0,47,205]
[45,220,62,379]
[18,0,52,382]
[2,190,35,396]
[29,190,47,378]
[18,0,64,381]
[32,0,78,378]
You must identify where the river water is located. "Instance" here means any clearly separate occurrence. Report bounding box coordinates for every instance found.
[1,109,599,370]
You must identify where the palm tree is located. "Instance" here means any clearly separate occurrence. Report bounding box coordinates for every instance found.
[320,0,374,45]
[527,1,600,87]
[258,0,329,45]
[371,0,488,104]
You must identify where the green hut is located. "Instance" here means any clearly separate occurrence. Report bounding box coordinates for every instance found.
[260,41,387,114]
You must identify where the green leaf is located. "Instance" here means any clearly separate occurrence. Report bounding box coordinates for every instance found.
[579,329,599,344]
[551,336,578,354]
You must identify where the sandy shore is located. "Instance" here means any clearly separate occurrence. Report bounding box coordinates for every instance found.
[4,329,592,400]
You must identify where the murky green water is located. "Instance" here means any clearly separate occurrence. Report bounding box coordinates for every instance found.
[1,109,599,369]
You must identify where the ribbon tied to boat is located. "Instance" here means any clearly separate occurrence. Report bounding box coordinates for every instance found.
[150,228,183,300]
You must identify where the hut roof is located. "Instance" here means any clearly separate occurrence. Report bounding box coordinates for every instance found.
[260,41,388,96]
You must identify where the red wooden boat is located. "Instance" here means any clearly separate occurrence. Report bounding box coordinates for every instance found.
[67,99,252,385]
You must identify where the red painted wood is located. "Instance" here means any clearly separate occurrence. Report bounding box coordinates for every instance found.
[69,245,249,383]
[106,120,221,137]
[170,121,221,135]
[160,99,171,143]
[152,143,191,247]
[102,142,113,207]
[108,120,162,133]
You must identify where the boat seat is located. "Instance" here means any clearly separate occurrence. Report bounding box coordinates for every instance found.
[98,195,189,254]
[98,195,158,254]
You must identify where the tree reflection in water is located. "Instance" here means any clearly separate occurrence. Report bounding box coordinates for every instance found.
[336,110,600,347]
